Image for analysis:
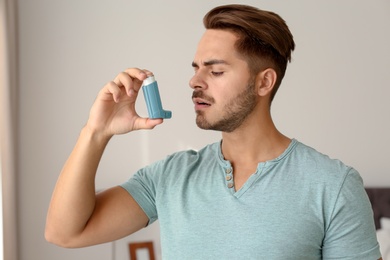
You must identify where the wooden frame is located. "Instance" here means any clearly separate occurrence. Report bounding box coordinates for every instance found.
[128,241,155,260]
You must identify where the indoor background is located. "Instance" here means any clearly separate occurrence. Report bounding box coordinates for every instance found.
[1,0,390,259]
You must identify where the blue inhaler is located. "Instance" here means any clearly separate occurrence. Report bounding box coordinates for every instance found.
[142,76,172,119]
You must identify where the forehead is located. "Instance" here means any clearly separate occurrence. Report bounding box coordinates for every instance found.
[194,29,242,63]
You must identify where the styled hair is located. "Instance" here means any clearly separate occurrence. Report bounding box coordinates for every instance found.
[203,4,295,101]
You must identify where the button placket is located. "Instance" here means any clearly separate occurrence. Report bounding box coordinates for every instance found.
[225,167,234,189]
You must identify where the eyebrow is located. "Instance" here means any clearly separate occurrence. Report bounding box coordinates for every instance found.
[191,59,229,68]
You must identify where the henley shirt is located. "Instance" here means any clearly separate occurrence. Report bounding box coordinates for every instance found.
[121,139,381,259]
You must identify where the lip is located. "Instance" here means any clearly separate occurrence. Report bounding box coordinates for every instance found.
[192,97,211,110]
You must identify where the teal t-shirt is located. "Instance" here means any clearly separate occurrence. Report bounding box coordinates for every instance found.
[121,139,381,259]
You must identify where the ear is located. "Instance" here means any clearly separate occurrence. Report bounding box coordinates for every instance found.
[255,68,277,97]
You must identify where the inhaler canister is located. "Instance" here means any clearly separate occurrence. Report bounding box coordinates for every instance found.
[142,76,172,119]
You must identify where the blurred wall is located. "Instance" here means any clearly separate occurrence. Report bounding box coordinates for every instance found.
[16,0,390,259]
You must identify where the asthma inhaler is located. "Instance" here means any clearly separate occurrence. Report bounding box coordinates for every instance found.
[142,75,172,119]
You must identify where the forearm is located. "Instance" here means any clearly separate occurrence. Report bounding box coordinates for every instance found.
[45,68,161,247]
[45,126,111,245]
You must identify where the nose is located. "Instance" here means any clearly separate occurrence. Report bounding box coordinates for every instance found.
[189,72,207,90]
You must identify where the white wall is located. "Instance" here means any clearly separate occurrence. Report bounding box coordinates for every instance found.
[16,0,390,259]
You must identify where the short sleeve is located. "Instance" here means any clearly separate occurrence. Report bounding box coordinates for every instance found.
[322,168,381,259]
[120,163,161,225]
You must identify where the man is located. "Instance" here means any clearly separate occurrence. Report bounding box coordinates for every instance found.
[45,4,382,259]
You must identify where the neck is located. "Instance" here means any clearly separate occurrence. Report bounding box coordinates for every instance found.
[221,108,291,164]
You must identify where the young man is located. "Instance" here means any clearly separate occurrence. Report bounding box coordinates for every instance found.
[45,4,382,259]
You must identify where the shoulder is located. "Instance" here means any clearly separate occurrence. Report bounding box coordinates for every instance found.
[283,140,365,200]
[136,141,220,177]
[290,140,356,179]
[162,141,220,166]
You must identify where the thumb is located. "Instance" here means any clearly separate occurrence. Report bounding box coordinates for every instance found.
[135,118,164,130]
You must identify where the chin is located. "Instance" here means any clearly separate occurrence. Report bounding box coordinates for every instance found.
[196,116,238,133]
[195,114,213,130]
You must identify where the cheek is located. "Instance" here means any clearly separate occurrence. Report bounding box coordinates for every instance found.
[218,77,249,99]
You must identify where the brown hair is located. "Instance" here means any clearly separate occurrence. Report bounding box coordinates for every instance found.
[203,4,295,101]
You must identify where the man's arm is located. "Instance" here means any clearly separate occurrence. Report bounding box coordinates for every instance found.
[45,68,162,248]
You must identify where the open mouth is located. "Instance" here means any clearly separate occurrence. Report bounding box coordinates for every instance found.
[197,101,211,106]
[192,91,213,110]
[193,98,211,106]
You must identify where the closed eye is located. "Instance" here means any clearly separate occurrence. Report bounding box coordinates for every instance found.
[211,71,224,76]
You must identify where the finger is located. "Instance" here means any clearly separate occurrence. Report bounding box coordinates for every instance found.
[105,81,122,103]
[124,68,156,92]
[134,118,163,130]
[134,69,154,93]
[123,68,150,82]
[113,72,133,96]
[114,68,153,96]
[141,69,153,77]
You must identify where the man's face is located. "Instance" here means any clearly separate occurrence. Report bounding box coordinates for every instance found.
[190,29,258,133]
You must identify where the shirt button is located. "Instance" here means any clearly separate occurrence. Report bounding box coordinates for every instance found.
[227,183,234,189]
[226,175,232,181]
[225,168,232,174]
